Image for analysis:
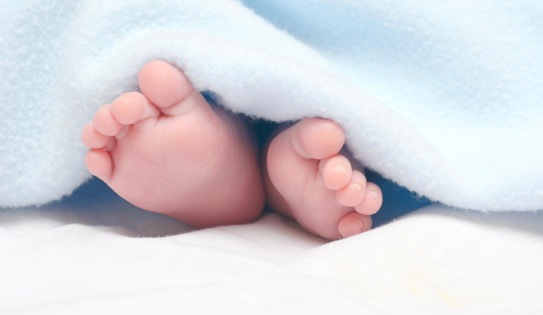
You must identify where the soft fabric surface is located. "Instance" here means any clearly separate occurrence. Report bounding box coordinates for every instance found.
[1,181,542,314]
[1,0,542,211]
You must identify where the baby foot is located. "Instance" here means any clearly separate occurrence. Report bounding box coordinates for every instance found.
[264,118,383,240]
[81,60,265,227]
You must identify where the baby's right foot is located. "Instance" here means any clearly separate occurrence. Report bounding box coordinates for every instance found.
[81,60,265,227]
[264,118,383,240]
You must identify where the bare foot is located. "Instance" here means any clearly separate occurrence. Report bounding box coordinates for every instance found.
[264,118,383,240]
[81,60,265,227]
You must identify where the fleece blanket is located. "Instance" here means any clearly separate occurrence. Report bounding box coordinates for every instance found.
[1,0,542,211]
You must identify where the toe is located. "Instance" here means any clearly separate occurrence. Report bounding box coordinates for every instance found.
[293,118,345,160]
[319,155,352,190]
[138,60,204,116]
[111,92,159,125]
[92,105,122,136]
[82,123,110,149]
[336,171,367,207]
[84,149,113,181]
[338,212,372,239]
[354,182,383,215]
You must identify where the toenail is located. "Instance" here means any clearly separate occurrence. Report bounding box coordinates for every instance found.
[353,183,363,192]
[335,165,347,173]
[369,191,379,199]
[355,219,363,231]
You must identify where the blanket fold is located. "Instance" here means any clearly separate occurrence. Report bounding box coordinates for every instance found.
[1,0,542,211]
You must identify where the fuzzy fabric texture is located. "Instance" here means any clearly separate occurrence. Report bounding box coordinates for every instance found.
[1,0,542,210]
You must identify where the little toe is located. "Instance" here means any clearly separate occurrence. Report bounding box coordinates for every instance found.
[354,182,383,215]
[319,155,352,190]
[84,149,113,181]
[92,105,122,136]
[81,123,110,149]
[294,117,345,160]
[336,171,367,207]
[111,92,160,125]
[338,212,372,239]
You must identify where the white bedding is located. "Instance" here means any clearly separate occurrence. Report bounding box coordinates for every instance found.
[2,179,542,314]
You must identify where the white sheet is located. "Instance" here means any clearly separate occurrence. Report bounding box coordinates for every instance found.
[2,181,542,314]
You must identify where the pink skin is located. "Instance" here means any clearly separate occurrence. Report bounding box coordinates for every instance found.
[264,118,382,240]
[82,60,382,240]
[82,60,264,227]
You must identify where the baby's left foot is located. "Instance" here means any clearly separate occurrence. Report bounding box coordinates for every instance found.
[264,118,383,240]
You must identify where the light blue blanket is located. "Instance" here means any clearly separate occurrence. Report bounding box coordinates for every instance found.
[1,0,542,211]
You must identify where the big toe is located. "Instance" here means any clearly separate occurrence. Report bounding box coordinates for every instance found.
[138,60,194,111]
[294,118,345,160]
